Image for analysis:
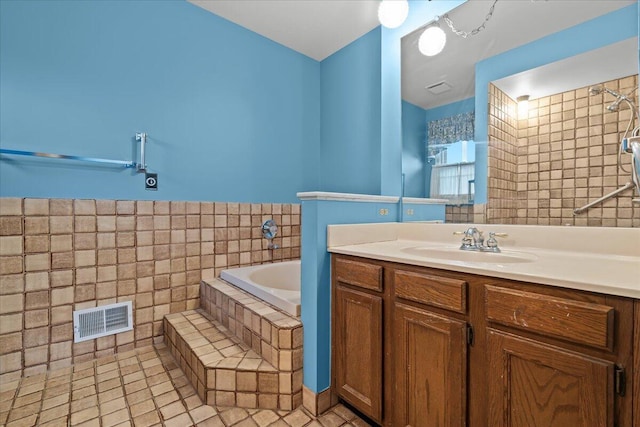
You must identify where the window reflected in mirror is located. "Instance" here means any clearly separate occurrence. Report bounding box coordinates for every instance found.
[427,111,475,204]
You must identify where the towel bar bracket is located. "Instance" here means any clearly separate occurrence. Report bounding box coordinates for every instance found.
[135,132,147,172]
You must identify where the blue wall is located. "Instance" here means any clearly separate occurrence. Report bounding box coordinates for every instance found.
[474,3,638,203]
[320,28,382,195]
[0,0,320,203]
[401,101,427,197]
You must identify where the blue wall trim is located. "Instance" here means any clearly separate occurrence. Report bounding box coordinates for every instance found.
[0,0,320,203]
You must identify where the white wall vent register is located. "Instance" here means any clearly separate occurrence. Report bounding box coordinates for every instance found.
[73,301,133,343]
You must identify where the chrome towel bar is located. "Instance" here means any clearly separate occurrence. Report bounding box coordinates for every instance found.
[0,132,149,171]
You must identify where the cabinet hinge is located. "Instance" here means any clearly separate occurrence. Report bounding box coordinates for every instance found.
[614,365,626,397]
[466,324,474,346]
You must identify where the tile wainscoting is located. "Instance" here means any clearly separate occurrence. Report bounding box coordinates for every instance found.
[0,198,300,382]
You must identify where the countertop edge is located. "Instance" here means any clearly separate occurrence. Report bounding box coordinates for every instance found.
[328,246,640,299]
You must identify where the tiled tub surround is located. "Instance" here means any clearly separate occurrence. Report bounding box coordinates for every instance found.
[486,75,640,226]
[163,279,304,410]
[0,197,300,382]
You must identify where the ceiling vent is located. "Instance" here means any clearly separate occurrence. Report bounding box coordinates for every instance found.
[426,81,453,95]
[73,301,133,343]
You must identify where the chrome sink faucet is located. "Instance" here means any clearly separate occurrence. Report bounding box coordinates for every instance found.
[453,228,507,252]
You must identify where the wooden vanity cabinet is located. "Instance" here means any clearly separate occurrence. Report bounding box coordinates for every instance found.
[331,254,637,427]
[333,285,383,422]
[392,270,470,427]
[484,284,634,427]
[332,257,384,423]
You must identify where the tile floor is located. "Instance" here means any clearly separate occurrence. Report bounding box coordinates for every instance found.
[0,344,371,427]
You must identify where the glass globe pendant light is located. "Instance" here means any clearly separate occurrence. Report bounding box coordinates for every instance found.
[378,0,409,29]
[418,26,446,56]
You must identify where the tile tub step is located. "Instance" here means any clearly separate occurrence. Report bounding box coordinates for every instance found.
[201,278,303,371]
[164,309,302,410]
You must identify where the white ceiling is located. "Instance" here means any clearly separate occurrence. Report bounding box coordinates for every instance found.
[189,0,381,61]
[493,37,638,102]
[402,0,637,109]
[188,1,637,108]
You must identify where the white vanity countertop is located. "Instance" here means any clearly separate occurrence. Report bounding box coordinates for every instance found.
[327,223,640,299]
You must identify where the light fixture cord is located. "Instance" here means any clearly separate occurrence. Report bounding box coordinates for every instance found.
[443,0,498,38]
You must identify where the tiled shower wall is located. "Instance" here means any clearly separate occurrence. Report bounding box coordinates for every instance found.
[0,198,300,381]
[487,83,519,224]
[487,75,640,226]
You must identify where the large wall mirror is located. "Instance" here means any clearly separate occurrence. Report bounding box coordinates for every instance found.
[401,0,639,226]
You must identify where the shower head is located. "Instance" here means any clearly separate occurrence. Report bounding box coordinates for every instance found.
[607,97,623,112]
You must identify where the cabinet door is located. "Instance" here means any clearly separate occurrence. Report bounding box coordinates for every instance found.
[334,285,383,422]
[488,329,614,427]
[394,303,468,427]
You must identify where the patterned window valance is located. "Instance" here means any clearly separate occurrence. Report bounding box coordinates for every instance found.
[427,111,475,145]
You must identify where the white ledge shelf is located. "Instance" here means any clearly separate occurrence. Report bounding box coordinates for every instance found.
[296,191,448,204]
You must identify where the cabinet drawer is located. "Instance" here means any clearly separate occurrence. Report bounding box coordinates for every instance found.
[334,257,383,292]
[485,285,614,350]
[395,270,467,313]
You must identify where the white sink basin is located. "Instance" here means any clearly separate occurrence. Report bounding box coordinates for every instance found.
[401,246,538,264]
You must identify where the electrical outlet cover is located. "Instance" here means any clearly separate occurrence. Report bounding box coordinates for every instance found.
[145,173,158,190]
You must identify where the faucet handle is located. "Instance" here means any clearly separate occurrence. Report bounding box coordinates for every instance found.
[489,232,508,238]
[485,232,507,251]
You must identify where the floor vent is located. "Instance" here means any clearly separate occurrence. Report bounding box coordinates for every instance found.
[73,301,133,343]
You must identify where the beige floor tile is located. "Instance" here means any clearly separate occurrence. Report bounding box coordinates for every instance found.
[71,395,97,413]
[152,390,180,408]
[234,417,259,427]
[39,416,70,426]
[72,385,96,401]
[197,415,226,427]
[16,383,44,397]
[100,396,126,416]
[219,407,250,425]
[38,403,69,424]
[331,405,356,421]
[41,392,69,411]
[283,409,312,427]
[99,387,125,404]
[101,408,130,427]
[129,400,156,418]
[70,406,99,425]
[150,381,173,397]
[252,409,280,427]
[6,413,38,427]
[190,404,217,424]
[75,417,101,427]
[163,412,193,427]
[159,400,187,420]
[7,402,41,423]
[132,410,161,427]
[125,388,153,407]
[12,391,42,408]
[318,412,346,427]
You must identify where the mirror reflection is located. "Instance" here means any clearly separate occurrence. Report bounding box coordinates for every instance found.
[401,0,639,226]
